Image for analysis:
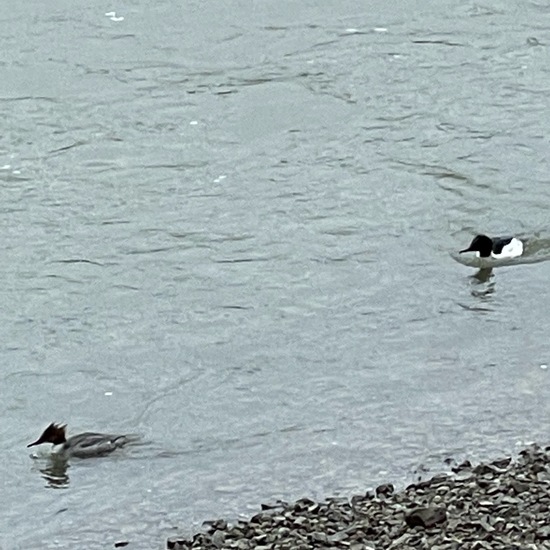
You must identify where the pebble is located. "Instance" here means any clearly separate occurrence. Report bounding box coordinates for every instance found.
[166,444,550,549]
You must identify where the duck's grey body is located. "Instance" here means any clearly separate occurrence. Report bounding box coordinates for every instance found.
[56,432,132,458]
[28,423,138,458]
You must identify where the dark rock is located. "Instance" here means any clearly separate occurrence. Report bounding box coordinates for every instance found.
[473,464,496,476]
[249,513,264,524]
[405,506,447,528]
[375,483,394,497]
[491,457,512,469]
[202,519,227,532]
[531,462,547,474]
[166,538,187,549]
[252,533,267,545]
[452,460,472,473]
[510,480,530,494]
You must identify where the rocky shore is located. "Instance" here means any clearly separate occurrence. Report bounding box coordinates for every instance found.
[167,444,550,550]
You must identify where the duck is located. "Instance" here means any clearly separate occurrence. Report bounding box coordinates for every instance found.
[27,423,137,458]
[459,234,524,259]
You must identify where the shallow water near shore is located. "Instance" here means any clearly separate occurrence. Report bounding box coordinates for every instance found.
[2,1,550,548]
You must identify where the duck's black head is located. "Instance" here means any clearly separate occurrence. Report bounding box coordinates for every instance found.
[27,423,67,447]
[459,234,493,257]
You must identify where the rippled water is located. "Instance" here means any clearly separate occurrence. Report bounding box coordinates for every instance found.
[3,1,550,548]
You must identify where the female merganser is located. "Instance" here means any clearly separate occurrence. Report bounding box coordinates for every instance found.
[459,234,524,259]
[27,423,136,458]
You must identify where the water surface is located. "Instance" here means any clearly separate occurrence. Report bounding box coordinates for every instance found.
[2,1,550,548]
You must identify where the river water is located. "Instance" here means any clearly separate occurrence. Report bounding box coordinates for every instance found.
[2,1,550,548]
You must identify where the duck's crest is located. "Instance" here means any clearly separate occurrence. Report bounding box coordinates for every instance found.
[27,422,67,447]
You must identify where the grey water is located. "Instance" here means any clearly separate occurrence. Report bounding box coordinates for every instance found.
[2,0,550,548]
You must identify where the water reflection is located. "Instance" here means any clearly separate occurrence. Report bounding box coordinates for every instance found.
[469,268,495,299]
[34,455,70,488]
[471,267,493,284]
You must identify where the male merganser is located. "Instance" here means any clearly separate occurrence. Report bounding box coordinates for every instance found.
[459,234,524,259]
[27,423,136,458]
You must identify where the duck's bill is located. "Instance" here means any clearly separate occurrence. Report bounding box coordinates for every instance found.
[27,439,42,448]
[459,248,471,254]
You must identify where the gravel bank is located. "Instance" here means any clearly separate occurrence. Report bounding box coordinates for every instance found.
[167,444,550,549]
